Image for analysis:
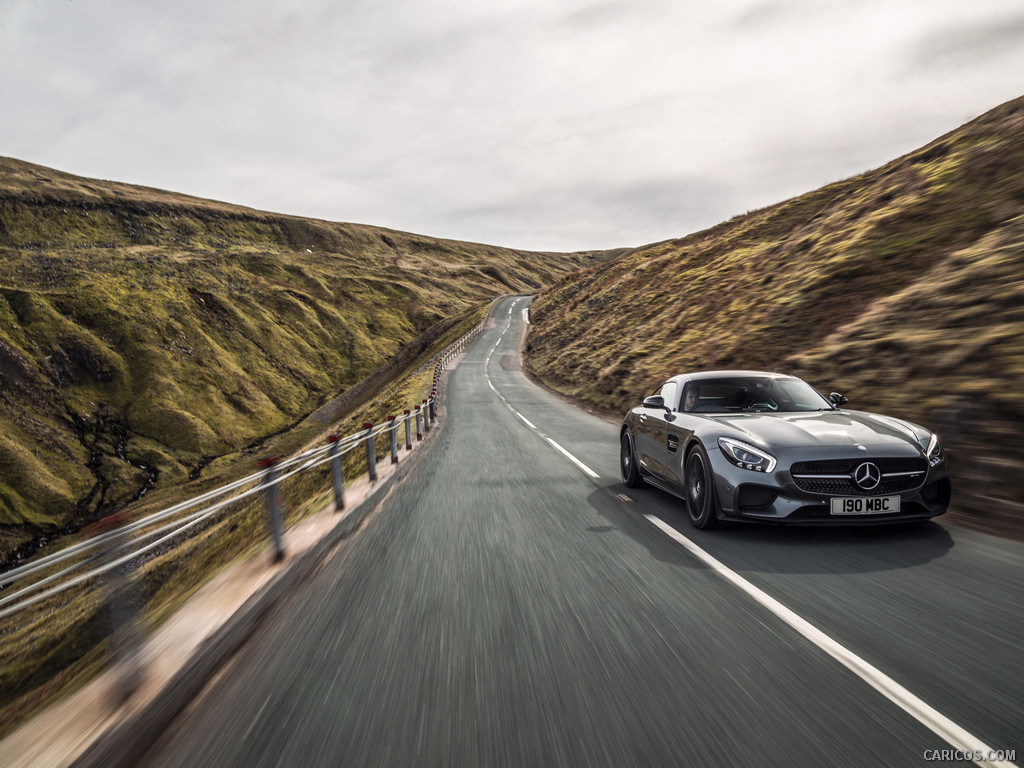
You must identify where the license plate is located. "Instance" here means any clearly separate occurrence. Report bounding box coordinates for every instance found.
[830,496,901,515]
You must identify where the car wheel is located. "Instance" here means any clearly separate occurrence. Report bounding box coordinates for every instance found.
[684,445,721,530]
[620,432,642,488]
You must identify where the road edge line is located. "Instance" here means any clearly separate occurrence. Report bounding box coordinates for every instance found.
[644,514,1015,767]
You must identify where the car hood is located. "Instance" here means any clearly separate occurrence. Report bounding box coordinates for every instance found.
[706,410,927,451]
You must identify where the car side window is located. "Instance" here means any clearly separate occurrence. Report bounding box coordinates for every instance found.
[658,381,679,411]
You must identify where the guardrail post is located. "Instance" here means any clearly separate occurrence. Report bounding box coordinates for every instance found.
[404,409,412,449]
[327,435,345,512]
[429,390,436,422]
[94,510,144,702]
[415,406,423,441]
[364,423,378,481]
[388,416,398,464]
[422,400,431,432]
[257,456,286,562]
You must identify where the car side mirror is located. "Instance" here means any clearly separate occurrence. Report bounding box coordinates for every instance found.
[829,392,848,407]
[643,395,666,409]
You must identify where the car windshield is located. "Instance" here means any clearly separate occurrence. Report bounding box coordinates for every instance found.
[682,376,832,413]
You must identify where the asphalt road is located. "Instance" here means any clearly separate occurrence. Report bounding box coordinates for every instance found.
[147,296,1023,767]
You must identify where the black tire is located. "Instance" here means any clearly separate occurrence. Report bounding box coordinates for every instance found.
[684,444,722,530]
[620,432,642,488]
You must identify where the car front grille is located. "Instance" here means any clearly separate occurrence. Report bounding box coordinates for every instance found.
[790,457,927,496]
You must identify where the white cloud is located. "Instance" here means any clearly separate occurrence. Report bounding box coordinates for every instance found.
[1,0,1022,251]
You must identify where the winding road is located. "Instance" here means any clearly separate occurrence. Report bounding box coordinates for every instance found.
[147,296,1023,767]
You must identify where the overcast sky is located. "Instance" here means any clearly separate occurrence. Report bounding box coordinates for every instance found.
[2,1,1023,251]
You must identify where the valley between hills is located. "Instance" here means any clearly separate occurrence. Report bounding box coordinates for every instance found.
[0,158,603,563]
[2,97,1023,564]
[0,94,1022,736]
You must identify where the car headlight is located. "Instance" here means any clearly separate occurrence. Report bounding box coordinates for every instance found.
[926,433,944,467]
[718,437,777,473]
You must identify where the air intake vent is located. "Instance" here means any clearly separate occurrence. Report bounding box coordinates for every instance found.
[737,485,777,509]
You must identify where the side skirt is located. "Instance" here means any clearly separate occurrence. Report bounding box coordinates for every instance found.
[641,469,731,523]
[640,473,685,501]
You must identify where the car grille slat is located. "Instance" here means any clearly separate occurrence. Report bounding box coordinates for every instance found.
[790,457,928,496]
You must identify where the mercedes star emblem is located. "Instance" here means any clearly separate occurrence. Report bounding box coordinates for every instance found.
[854,461,881,491]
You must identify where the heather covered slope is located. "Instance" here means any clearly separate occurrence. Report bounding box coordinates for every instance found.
[525,95,1024,537]
[0,159,600,556]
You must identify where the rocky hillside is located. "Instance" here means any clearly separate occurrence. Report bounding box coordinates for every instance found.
[0,159,600,558]
[525,95,1024,537]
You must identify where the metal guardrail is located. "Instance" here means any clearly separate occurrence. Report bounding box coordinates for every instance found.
[0,295,511,622]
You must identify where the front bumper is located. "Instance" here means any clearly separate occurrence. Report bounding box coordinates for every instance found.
[710,445,951,525]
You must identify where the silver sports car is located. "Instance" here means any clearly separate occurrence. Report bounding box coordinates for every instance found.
[619,370,951,529]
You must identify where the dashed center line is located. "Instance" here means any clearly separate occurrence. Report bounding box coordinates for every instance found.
[516,413,537,429]
[482,298,601,481]
[476,298,1014,768]
[545,437,600,479]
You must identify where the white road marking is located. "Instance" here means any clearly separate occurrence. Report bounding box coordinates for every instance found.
[475,298,1012,765]
[545,438,600,479]
[480,298,601,481]
[644,515,1016,767]
[517,413,537,429]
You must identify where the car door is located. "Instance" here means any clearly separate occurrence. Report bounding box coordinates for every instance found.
[635,381,678,480]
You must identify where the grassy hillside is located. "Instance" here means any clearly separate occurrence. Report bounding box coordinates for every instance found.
[0,158,599,560]
[525,95,1024,538]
